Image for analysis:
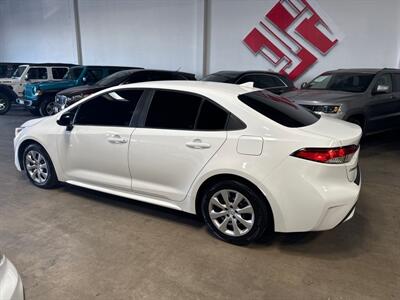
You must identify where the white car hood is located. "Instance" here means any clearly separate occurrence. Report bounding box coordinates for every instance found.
[21,117,47,128]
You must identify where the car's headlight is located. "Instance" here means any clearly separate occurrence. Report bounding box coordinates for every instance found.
[33,87,42,96]
[308,105,341,114]
[15,127,25,137]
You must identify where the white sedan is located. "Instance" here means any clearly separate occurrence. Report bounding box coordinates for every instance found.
[14,81,362,244]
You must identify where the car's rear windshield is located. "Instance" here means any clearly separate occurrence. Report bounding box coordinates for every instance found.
[238,90,320,128]
[306,73,375,93]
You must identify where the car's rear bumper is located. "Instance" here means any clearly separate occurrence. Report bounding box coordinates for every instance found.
[264,157,362,232]
[0,256,24,300]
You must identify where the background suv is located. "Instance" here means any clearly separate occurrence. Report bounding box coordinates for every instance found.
[19,65,136,116]
[54,69,196,112]
[202,70,295,94]
[0,63,72,115]
[282,68,400,134]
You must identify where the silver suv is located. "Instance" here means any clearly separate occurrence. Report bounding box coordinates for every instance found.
[282,68,400,134]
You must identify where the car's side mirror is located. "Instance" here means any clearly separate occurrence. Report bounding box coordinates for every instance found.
[373,84,390,95]
[82,77,87,83]
[300,82,308,89]
[57,112,74,131]
[24,74,30,81]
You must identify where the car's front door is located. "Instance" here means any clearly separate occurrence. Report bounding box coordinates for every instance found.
[130,90,228,202]
[57,89,144,190]
[366,73,399,132]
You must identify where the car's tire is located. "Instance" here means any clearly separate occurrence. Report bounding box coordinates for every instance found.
[200,180,272,245]
[0,91,11,115]
[22,143,59,189]
[39,95,56,116]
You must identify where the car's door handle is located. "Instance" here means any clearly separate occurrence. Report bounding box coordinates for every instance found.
[107,134,128,144]
[185,139,211,149]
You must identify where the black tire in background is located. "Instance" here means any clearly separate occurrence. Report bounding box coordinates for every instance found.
[200,180,272,245]
[0,86,16,115]
[22,143,59,189]
[39,95,57,116]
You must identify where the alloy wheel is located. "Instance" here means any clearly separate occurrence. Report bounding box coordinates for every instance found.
[0,97,7,111]
[46,102,56,115]
[208,189,255,237]
[25,150,49,184]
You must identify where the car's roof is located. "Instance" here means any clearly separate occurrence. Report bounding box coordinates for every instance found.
[113,80,257,96]
[326,68,400,74]
[210,70,285,78]
[70,65,140,69]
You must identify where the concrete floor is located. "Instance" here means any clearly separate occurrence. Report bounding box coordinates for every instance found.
[0,107,399,300]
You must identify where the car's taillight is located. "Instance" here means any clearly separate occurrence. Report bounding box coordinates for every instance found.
[291,145,359,164]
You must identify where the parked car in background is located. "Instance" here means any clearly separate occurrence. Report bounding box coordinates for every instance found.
[0,64,73,97]
[0,254,24,300]
[54,69,196,113]
[14,81,361,245]
[0,63,73,115]
[18,65,136,116]
[282,68,400,134]
[202,70,295,94]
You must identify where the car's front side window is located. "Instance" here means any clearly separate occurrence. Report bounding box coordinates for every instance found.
[52,68,68,79]
[74,89,143,127]
[27,68,48,80]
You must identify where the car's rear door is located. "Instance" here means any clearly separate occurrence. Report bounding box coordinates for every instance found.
[57,89,145,190]
[130,89,227,202]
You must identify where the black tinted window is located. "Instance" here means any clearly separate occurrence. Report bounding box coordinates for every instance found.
[85,69,104,83]
[197,100,228,130]
[52,68,68,79]
[238,90,319,128]
[145,91,202,130]
[74,89,143,126]
[392,74,400,92]
[28,68,47,80]
[237,74,286,88]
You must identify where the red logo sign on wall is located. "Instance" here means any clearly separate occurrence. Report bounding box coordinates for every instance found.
[243,0,339,80]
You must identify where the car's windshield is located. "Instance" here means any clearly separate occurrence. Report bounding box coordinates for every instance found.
[96,70,133,86]
[12,66,27,78]
[306,73,375,93]
[64,67,84,80]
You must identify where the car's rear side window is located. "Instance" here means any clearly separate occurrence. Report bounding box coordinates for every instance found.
[145,91,202,130]
[238,90,320,128]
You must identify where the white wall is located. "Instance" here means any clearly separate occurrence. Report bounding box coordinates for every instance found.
[0,0,78,64]
[78,0,205,76]
[208,0,400,83]
[0,0,399,82]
